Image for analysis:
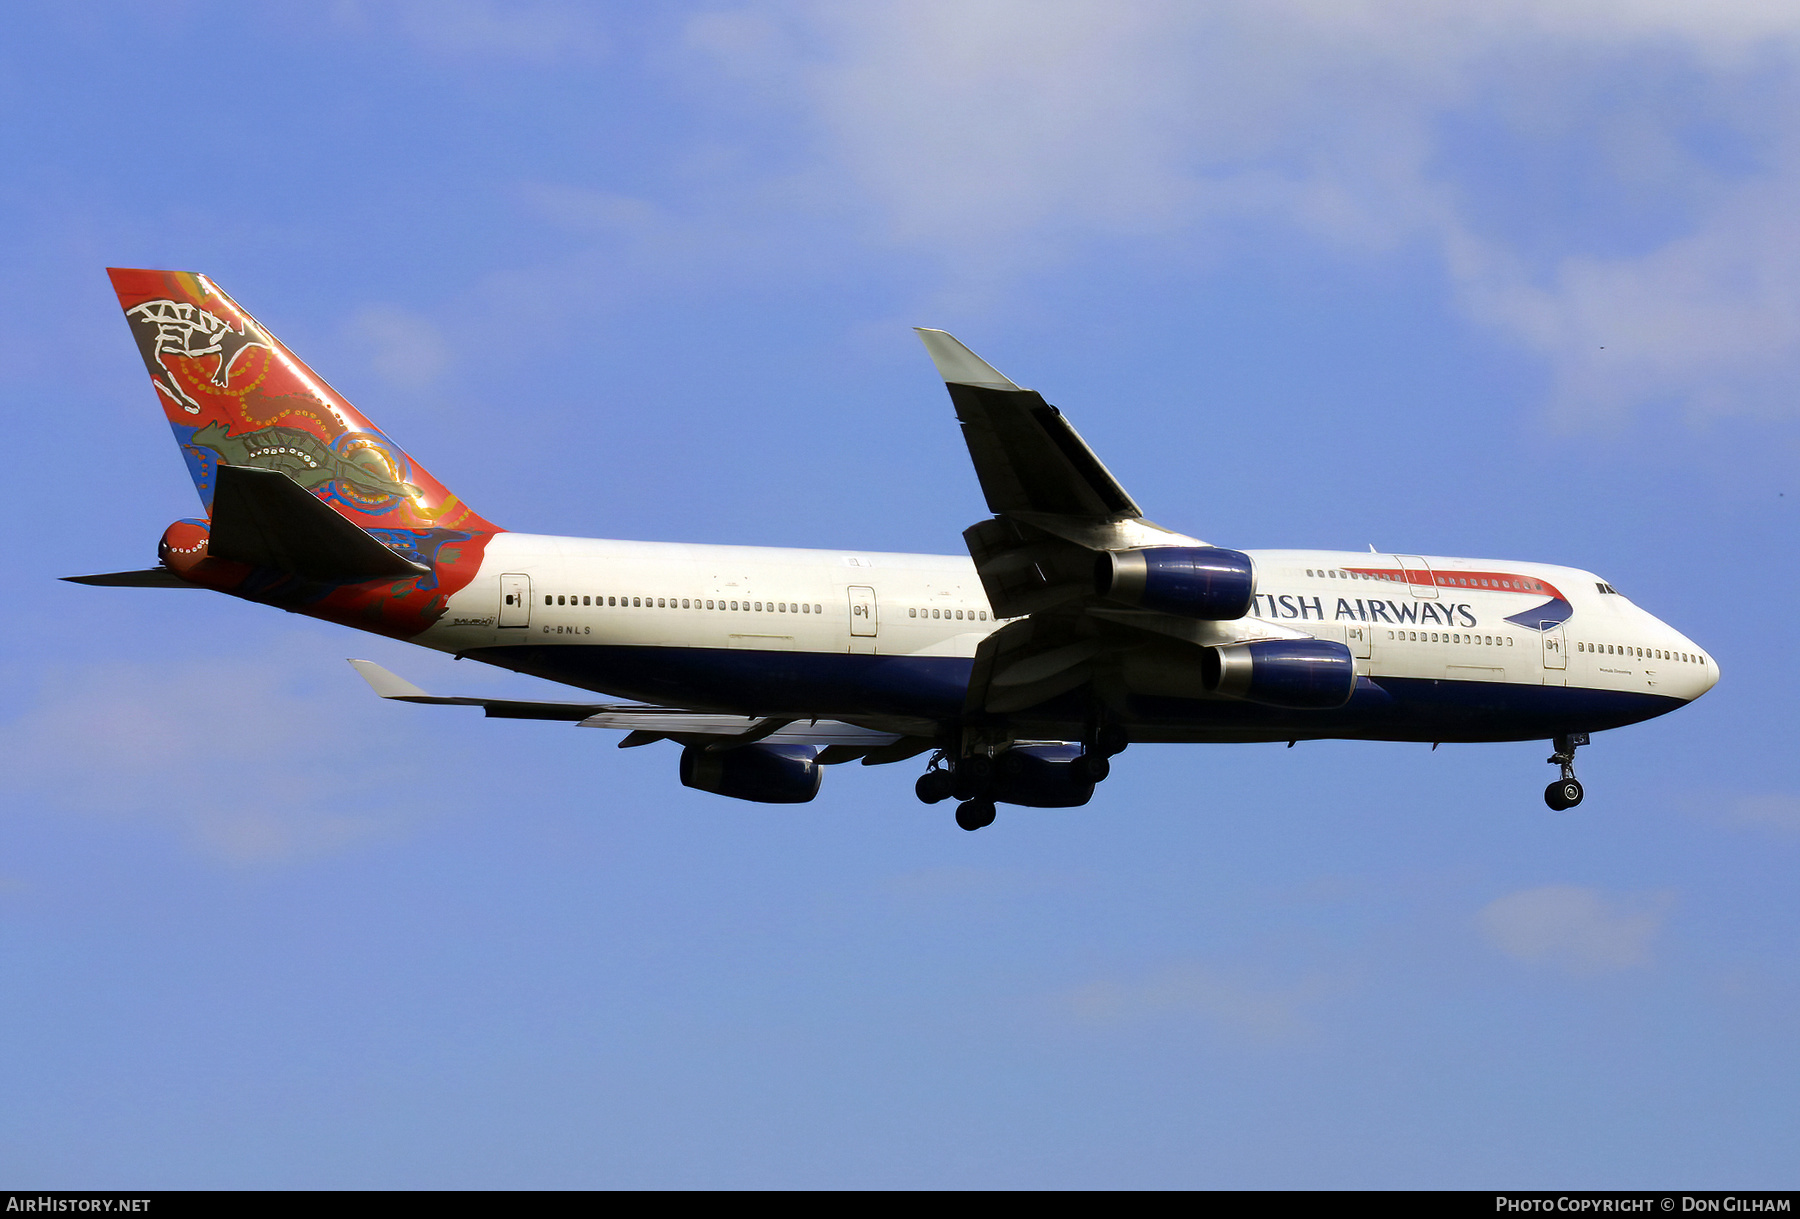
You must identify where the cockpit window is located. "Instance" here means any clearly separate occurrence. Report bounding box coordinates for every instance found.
[1596,582,1619,595]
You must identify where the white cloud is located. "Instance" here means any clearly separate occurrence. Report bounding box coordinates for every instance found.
[348,304,453,390]
[1478,884,1670,975]
[682,0,1800,417]
[0,656,425,865]
[1724,794,1800,834]
[1061,962,1324,1043]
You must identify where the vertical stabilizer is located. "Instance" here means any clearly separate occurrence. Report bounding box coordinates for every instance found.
[106,268,497,533]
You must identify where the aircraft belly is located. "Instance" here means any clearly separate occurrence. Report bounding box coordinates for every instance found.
[1121,677,1686,743]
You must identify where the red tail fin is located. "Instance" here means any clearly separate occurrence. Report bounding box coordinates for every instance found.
[106,268,497,533]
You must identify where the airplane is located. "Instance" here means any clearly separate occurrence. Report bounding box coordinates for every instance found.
[70,268,1719,830]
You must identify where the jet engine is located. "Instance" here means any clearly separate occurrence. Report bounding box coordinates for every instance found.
[679,743,822,804]
[989,744,1096,808]
[1096,546,1255,619]
[1202,638,1356,709]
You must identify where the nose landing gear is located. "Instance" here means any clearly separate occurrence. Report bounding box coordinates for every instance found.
[1544,732,1589,810]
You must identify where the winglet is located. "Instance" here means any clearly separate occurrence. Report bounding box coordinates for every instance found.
[348,658,433,700]
[914,329,1020,390]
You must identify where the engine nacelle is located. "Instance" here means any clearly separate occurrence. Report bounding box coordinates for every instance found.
[679,743,822,804]
[989,744,1096,808]
[1096,546,1255,620]
[1203,638,1356,709]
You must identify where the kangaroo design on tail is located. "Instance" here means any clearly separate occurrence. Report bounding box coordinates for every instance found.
[124,298,271,413]
[190,421,423,503]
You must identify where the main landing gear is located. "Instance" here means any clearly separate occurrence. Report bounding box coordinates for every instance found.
[1544,732,1589,810]
[916,727,1127,831]
[916,753,998,831]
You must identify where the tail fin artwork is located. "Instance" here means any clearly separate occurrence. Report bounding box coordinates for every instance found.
[106,268,495,533]
[99,269,503,639]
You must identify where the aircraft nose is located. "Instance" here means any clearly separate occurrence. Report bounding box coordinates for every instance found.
[1677,632,1720,700]
[1699,650,1721,697]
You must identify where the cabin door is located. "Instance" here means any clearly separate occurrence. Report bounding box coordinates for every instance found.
[1396,555,1438,599]
[1541,623,1567,684]
[499,573,531,628]
[848,585,878,654]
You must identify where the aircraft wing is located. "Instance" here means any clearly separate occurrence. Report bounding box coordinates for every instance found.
[915,329,1205,621]
[347,659,917,760]
[915,330,1305,718]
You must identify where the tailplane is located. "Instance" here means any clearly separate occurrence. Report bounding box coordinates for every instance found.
[106,268,497,534]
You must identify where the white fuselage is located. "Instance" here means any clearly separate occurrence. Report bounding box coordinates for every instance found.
[418,534,1717,709]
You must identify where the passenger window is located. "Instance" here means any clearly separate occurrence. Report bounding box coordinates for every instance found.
[815,604,822,614]
[556,595,564,605]
[956,610,964,619]
[544,595,551,606]
[803,603,811,613]
[504,594,514,605]
[979,611,987,620]
[909,608,917,617]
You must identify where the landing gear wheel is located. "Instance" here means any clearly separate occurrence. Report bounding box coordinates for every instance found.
[1544,778,1583,811]
[1079,753,1111,783]
[915,770,954,805]
[955,799,997,831]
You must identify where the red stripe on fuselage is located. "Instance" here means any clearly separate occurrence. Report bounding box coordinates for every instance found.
[1339,568,1566,601]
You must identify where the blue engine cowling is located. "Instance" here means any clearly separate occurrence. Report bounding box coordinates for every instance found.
[1096,546,1255,620]
[1203,638,1356,709]
[990,744,1096,808]
[679,743,822,803]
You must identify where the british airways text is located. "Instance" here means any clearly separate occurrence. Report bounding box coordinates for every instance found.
[1255,593,1479,628]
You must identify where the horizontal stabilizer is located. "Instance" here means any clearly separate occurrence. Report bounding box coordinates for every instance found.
[212,465,428,582]
[61,567,197,588]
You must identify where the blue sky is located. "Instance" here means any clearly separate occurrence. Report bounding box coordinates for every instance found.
[2,1,1797,1187]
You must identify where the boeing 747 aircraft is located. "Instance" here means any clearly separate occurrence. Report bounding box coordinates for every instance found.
[72,269,1718,829]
